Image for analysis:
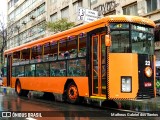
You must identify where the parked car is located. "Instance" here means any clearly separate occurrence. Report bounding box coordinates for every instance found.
[0,76,2,86]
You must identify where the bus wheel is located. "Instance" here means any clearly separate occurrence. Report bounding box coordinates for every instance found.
[66,82,79,104]
[15,80,29,96]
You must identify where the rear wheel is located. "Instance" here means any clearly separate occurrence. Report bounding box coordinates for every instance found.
[15,80,29,96]
[66,82,80,104]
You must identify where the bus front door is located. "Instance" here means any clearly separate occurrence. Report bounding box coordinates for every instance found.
[91,34,106,97]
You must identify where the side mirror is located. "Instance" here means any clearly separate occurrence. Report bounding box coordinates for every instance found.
[105,35,111,47]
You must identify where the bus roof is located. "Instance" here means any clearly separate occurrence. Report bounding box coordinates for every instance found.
[5,15,155,55]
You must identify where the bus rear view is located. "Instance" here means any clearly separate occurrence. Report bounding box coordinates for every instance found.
[107,22,155,99]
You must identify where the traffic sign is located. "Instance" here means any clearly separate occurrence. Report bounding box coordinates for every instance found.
[84,16,98,23]
[85,9,98,17]
[77,7,98,22]
[77,7,85,21]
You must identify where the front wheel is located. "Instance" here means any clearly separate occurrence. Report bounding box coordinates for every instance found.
[15,80,29,96]
[66,82,80,104]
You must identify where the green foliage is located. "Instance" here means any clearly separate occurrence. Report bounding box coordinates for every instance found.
[46,18,75,33]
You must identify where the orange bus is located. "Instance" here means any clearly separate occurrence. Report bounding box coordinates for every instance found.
[2,15,156,104]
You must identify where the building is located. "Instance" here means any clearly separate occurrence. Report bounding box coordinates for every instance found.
[7,0,46,49]
[7,0,160,60]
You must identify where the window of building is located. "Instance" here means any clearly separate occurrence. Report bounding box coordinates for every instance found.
[8,1,11,9]
[90,0,97,5]
[11,0,14,7]
[37,21,46,33]
[9,12,15,21]
[104,10,116,16]
[73,0,82,14]
[123,2,138,16]
[61,7,69,19]
[50,13,57,22]
[50,0,57,3]
[14,0,19,4]
[37,3,45,15]
[146,0,158,13]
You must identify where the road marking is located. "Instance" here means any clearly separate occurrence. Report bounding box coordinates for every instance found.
[26,118,37,120]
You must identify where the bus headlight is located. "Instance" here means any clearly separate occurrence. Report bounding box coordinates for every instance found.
[144,67,152,77]
[121,76,132,93]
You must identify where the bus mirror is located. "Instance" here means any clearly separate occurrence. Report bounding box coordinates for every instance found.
[105,35,111,47]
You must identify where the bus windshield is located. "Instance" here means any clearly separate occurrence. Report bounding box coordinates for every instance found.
[131,24,154,55]
[110,23,154,55]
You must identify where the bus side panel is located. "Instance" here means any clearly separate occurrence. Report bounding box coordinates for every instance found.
[2,77,7,87]
[11,77,16,88]
[13,77,89,97]
[108,53,138,99]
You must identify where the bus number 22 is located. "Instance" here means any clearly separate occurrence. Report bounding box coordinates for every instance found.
[145,60,150,66]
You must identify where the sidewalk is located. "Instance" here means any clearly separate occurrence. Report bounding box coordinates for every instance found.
[115,97,160,111]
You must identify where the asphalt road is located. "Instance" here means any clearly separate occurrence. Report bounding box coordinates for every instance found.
[0,88,160,120]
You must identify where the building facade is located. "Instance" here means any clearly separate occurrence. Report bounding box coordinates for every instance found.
[7,0,160,60]
[7,0,46,49]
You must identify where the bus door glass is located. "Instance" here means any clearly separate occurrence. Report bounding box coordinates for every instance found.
[91,33,106,96]
[7,55,12,86]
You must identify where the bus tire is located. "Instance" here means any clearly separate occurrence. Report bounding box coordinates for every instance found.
[15,80,29,96]
[66,82,80,104]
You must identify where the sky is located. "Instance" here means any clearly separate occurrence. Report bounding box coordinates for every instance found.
[0,0,7,25]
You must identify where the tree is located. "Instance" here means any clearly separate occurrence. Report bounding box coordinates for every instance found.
[0,15,13,66]
[46,18,75,33]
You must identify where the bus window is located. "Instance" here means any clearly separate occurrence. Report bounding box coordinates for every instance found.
[31,45,43,63]
[50,41,58,61]
[78,34,87,57]
[131,31,154,55]
[21,48,30,62]
[43,42,50,61]
[59,39,67,60]
[36,63,49,77]
[15,66,24,77]
[2,67,7,77]
[110,31,130,53]
[25,64,35,77]
[13,51,20,64]
[50,61,66,76]
[67,36,77,59]
[12,67,15,77]
[67,59,86,76]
